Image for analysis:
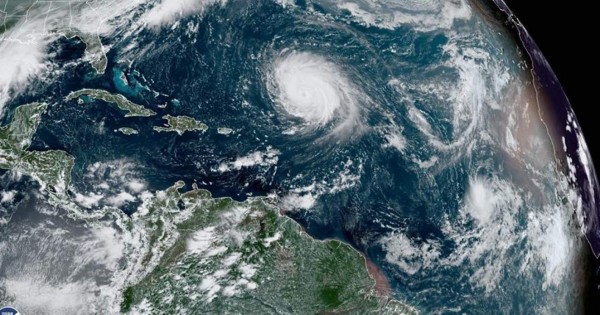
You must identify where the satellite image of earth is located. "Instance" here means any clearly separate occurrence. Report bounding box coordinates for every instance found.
[0,0,598,314]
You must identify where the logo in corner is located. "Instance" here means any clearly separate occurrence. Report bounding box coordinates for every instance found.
[0,306,19,315]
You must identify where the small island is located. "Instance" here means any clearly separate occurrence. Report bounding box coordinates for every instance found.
[65,89,156,117]
[153,115,208,135]
[217,127,234,135]
[115,127,139,135]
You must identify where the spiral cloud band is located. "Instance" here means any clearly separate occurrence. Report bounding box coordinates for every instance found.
[268,51,361,134]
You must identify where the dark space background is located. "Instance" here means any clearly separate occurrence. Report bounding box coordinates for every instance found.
[502,1,599,312]
[503,2,595,159]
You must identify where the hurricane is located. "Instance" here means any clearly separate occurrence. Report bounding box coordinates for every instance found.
[267,51,362,135]
[0,0,597,314]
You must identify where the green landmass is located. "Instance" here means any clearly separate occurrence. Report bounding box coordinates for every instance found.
[120,182,414,314]
[116,127,139,135]
[0,103,414,314]
[66,89,156,117]
[0,0,37,35]
[0,15,19,36]
[2,2,105,74]
[0,103,74,197]
[61,29,108,75]
[153,114,208,135]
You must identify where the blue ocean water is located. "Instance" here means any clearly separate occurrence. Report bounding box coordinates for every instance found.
[2,0,584,312]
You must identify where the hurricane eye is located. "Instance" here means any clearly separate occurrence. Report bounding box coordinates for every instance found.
[267,51,363,135]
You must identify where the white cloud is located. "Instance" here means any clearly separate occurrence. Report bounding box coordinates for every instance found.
[379,232,441,275]
[5,277,94,314]
[106,192,136,207]
[526,209,574,289]
[143,0,226,28]
[0,0,149,114]
[74,192,104,209]
[335,0,472,31]
[0,212,128,313]
[466,178,496,224]
[280,159,362,211]
[383,132,407,153]
[187,226,217,254]
[127,180,146,193]
[281,192,317,210]
[217,147,280,172]
[1,190,16,203]
[0,35,48,114]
